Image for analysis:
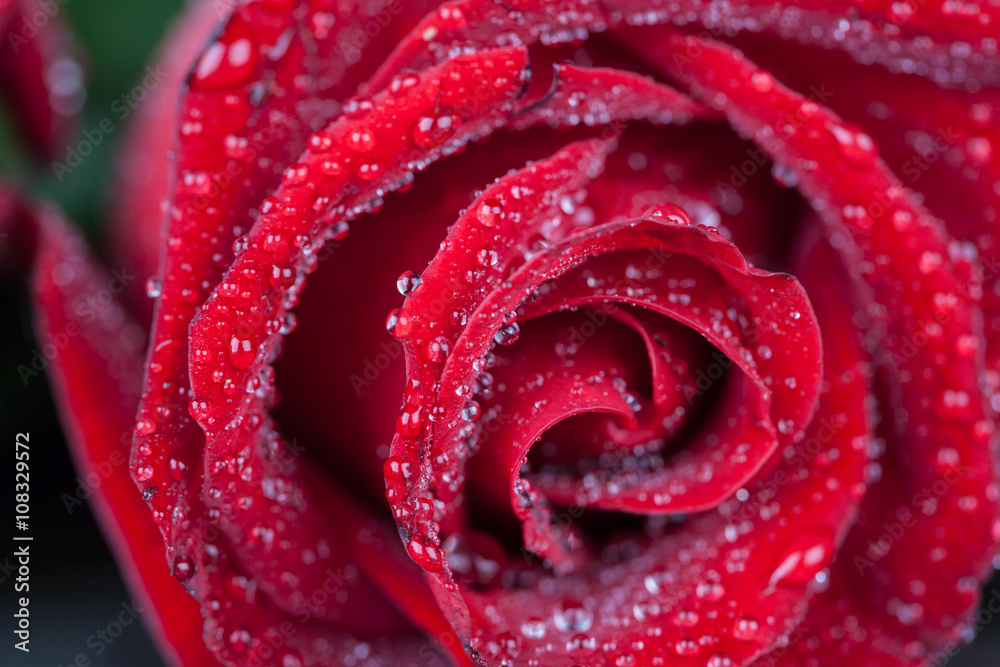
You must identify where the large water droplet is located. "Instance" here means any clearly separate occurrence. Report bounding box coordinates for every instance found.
[767,531,833,590]
[520,618,546,639]
[396,405,422,438]
[397,270,422,296]
[135,418,157,436]
[733,615,761,642]
[425,336,451,362]
[229,336,255,369]
[674,638,699,656]
[173,554,195,582]
[494,323,520,346]
[191,20,259,91]
[145,277,162,298]
[412,107,458,149]
[553,600,593,633]
[477,198,505,227]
[347,128,376,153]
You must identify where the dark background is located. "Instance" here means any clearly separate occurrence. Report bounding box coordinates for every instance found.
[0,1,999,665]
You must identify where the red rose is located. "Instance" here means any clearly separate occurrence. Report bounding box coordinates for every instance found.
[9,0,1000,666]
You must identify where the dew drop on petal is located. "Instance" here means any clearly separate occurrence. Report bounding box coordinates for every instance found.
[145,277,162,298]
[733,615,761,642]
[396,270,422,296]
[767,531,833,589]
[135,419,157,436]
[477,198,505,227]
[494,323,520,346]
[173,555,195,582]
[520,618,546,639]
[412,108,458,149]
[396,405,422,438]
[228,336,255,369]
[425,336,451,362]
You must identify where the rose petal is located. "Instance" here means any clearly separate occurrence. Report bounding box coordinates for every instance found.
[648,29,1000,653]
[605,0,1000,90]
[109,0,222,324]
[372,0,999,93]
[387,145,865,667]
[126,1,483,663]
[27,204,216,667]
[0,0,77,159]
[514,63,713,129]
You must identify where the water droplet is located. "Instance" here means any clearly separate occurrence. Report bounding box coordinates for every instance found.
[750,71,773,92]
[674,609,699,628]
[520,618,546,639]
[733,615,761,642]
[407,539,443,571]
[279,313,297,335]
[342,96,374,119]
[173,555,195,582]
[695,580,725,601]
[282,163,310,186]
[168,457,188,481]
[494,323,520,346]
[462,401,482,422]
[477,198,505,227]
[967,137,993,166]
[389,72,420,96]
[888,1,915,23]
[227,626,251,653]
[476,247,499,267]
[397,270,422,296]
[233,235,249,255]
[347,128,375,153]
[828,123,876,164]
[357,161,381,181]
[767,531,832,589]
[384,456,412,480]
[145,277,162,298]
[229,336,255,369]
[386,309,412,338]
[396,405,422,438]
[224,134,252,160]
[412,108,458,149]
[135,419,157,436]
[425,336,451,362]
[892,210,913,231]
[566,634,597,657]
[553,600,593,633]
[191,20,259,91]
[771,163,798,188]
[308,131,334,153]
[320,159,343,176]
[675,638,700,656]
